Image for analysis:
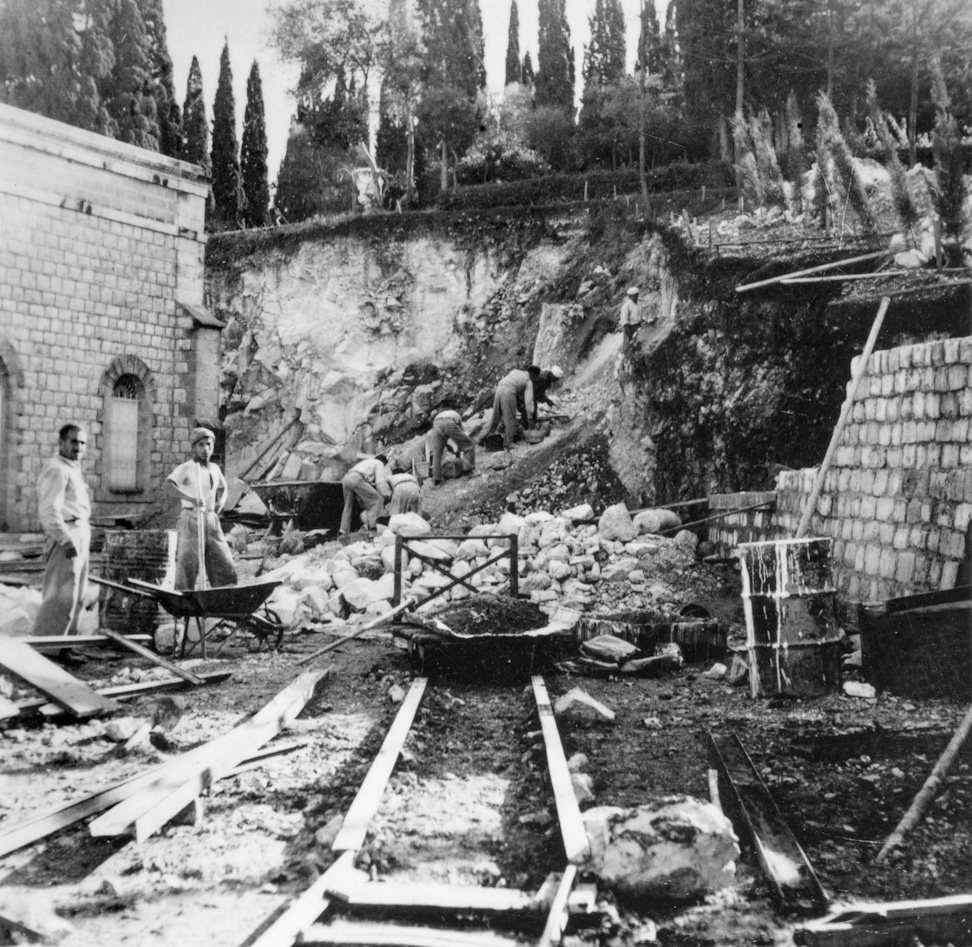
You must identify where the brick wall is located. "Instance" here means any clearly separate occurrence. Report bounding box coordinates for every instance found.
[0,104,213,530]
[708,336,972,605]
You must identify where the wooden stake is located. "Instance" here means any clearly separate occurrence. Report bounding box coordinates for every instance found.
[876,701,972,862]
[796,296,890,539]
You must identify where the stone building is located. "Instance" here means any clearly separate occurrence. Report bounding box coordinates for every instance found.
[0,103,221,532]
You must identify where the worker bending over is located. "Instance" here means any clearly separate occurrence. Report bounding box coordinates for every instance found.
[388,463,422,515]
[428,408,476,486]
[478,369,534,450]
[164,427,238,590]
[340,454,390,535]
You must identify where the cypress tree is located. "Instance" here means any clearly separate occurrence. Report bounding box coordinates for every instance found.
[535,0,573,113]
[211,40,243,230]
[0,0,114,134]
[638,0,663,76]
[241,60,270,228]
[139,0,182,158]
[505,0,521,86]
[101,0,160,150]
[181,56,209,167]
[584,0,625,85]
[522,50,535,86]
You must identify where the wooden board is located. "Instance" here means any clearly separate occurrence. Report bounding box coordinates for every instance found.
[538,866,578,947]
[326,881,540,915]
[709,731,829,914]
[531,676,591,865]
[246,851,357,947]
[97,628,204,686]
[26,634,152,650]
[0,636,120,719]
[301,920,521,947]
[89,667,332,841]
[332,678,428,853]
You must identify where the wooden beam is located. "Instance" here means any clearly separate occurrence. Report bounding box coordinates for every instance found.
[296,598,417,667]
[245,851,357,947]
[735,250,888,293]
[538,865,578,947]
[25,634,153,650]
[97,628,204,686]
[88,667,332,840]
[326,881,541,915]
[300,920,521,947]
[531,677,590,865]
[0,636,120,719]
[331,678,428,853]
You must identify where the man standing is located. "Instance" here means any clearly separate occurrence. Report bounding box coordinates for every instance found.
[340,454,390,535]
[34,424,92,636]
[526,365,564,422]
[163,427,238,590]
[619,286,642,351]
[478,369,534,450]
[428,408,476,486]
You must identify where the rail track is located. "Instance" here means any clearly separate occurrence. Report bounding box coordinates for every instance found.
[243,675,599,947]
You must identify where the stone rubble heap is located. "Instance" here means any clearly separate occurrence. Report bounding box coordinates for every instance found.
[254,501,715,633]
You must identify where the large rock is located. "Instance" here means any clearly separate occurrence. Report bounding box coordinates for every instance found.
[0,605,32,637]
[562,503,594,521]
[456,539,489,560]
[632,510,662,535]
[341,575,395,611]
[583,797,739,901]
[554,688,616,726]
[598,504,637,543]
[388,513,432,537]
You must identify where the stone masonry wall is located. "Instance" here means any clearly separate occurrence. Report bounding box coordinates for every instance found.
[709,336,972,604]
[0,104,211,530]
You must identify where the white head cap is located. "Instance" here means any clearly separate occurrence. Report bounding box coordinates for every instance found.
[551,366,564,379]
[627,286,640,297]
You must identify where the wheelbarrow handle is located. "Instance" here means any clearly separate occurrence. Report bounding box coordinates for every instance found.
[89,575,157,599]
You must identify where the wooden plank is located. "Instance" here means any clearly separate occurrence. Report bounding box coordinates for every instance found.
[26,634,152,650]
[0,636,120,719]
[531,676,591,865]
[245,851,356,947]
[301,920,521,947]
[89,667,332,840]
[797,894,972,947]
[709,731,829,913]
[326,881,540,915]
[97,628,204,686]
[0,735,305,858]
[331,678,428,853]
[538,865,578,947]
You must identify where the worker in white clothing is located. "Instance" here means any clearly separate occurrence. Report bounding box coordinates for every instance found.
[340,454,390,535]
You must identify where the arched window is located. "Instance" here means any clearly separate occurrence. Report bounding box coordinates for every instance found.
[108,374,142,491]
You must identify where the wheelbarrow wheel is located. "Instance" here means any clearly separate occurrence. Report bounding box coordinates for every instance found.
[243,609,285,653]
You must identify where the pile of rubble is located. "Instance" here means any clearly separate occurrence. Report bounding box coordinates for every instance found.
[251,500,729,635]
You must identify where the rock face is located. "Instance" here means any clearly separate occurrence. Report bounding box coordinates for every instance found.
[583,797,740,901]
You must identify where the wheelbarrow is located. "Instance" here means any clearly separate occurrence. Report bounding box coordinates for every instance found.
[91,576,285,657]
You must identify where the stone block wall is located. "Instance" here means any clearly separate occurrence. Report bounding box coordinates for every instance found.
[713,336,972,604]
[0,104,212,530]
[706,493,777,553]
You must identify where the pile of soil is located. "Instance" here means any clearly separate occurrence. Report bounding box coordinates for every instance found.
[425,595,549,636]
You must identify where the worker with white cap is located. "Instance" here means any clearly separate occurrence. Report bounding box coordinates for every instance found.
[526,364,564,422]
[619,286,642,351]
[164,426,238,590]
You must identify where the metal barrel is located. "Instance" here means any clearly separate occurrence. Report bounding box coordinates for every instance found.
[737,538,842,698]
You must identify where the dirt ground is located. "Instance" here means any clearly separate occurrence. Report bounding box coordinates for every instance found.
[2,556,971,947]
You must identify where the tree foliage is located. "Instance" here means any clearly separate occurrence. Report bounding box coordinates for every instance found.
[535,0,573,114]
[181,55,208,167]
[211,41,243,231]
[583,0,625,86]
[275,121,351,220]
[241,60,270,228]
[139,0,181,157]
[505,0,521,87]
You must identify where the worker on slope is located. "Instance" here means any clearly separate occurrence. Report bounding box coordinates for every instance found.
[428,407,476,486]
[387,462,422,515]
[34,423,93,637]
[163,427,238,590]
[339,453,390,535]
[477,368,534,451]
[618,286,642,353]
[526,365,564,422]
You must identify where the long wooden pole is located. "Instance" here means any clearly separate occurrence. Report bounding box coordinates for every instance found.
[876,701,972,862]
[796,296,890,539]
[295,596,417,667]
[735,250,887,293]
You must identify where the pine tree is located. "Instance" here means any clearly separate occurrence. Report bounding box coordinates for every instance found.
[181,55,209,167]
[101,0,160,150]
[139,0,182,158]
[583,0,625,86]
[241,60,270,228]
[521,50,535,86]
[535,0,573,113]
[505,0,521,86]
[211,40,243,230]
[0,0,114,134]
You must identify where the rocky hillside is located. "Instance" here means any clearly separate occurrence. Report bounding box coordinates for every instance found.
[206,167,969,510]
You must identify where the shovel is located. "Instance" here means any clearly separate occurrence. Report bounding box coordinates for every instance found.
[195,463,209,591]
